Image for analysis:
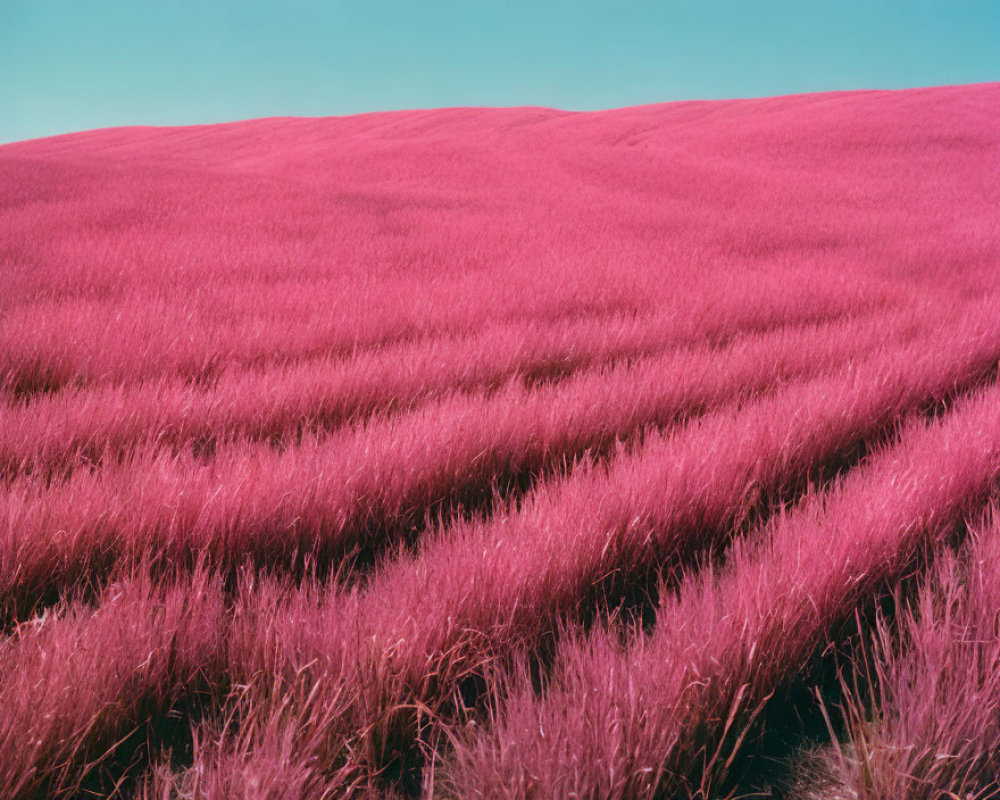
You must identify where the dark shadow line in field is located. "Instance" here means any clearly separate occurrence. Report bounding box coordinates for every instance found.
[61,682,226,800]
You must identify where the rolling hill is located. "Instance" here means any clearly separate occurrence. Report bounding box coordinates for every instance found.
[1,82,999,799]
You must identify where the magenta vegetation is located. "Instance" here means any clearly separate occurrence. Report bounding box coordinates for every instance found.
[1,82,999,799]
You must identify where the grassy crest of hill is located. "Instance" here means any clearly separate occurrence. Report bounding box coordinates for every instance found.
[1,82,999,798]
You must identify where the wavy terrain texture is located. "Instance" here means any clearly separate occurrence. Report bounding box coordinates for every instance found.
[2,82,999,799]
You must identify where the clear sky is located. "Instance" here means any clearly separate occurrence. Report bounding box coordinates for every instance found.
[2,1,998,144]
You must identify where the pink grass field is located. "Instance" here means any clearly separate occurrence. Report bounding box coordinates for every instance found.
[1,82,999,799]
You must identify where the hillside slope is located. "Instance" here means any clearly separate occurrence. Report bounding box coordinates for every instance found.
[1,83,999,799]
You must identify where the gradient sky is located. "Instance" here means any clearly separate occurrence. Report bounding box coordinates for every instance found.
[2,0,998,143]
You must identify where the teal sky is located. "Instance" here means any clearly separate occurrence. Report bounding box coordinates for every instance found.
[2,1,998,144]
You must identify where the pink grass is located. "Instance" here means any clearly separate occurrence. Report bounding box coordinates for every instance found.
[0,82,998,796]
[443,384,1000,799]
[0,566,225,799]
[822,512,1000,800]
[161,304,1000,794]
[0,303,940,623]
[0,296,893,481]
